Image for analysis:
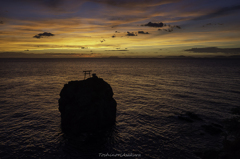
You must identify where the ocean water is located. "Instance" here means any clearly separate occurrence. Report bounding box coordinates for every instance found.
[0,58,239,159]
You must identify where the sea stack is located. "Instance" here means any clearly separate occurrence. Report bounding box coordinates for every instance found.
[58,74,117,136]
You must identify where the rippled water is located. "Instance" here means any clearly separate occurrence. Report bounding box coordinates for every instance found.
[0,58,240,158]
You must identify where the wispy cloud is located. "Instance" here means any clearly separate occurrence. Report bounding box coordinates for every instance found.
[192,5,240,21]
[92,0,179,8]
[105,50,128,51]
[0,52,101,58]
[20,44,87,49]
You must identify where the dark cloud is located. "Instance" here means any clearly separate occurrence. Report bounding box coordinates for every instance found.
[138,31,149,34]
[201,23,223,27]
[0,21,3,24]
[175,26,181,29]
[33,32,54,39]
[185,47,240,54]
[158,25,181,32]
[126,32,137,36]
[158,28,173,32]
[100,39,106,43]
[142,22,181,32]
[111,32,139,37]
[142,22,164,27]
[193,5,240,21]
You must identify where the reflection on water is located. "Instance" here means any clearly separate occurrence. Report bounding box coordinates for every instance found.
[0,58,240,158]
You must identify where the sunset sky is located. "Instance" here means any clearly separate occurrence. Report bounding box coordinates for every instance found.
[0,0,240,58]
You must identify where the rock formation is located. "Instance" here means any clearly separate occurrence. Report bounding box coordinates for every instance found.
[58,75,117,136]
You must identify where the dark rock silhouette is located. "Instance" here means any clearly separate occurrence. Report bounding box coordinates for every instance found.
[58,75,117,136]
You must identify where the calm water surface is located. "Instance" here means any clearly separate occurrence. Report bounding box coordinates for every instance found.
[0,58,240,158]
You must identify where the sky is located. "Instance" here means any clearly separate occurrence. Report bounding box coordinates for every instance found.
[0,0,240,58]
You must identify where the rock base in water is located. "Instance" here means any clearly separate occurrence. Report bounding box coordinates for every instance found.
[58,76,117,136]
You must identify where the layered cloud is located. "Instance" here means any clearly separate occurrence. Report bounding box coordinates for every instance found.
[192,5,240,21]
[0,52,101,58]
[1,0,240,57]
[105,50,128,51]
[185,47,240,54]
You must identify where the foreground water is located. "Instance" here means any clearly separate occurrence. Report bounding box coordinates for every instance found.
[0,58,239,158]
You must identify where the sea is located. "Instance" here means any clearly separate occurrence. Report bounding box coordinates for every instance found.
[0,58,239,159]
